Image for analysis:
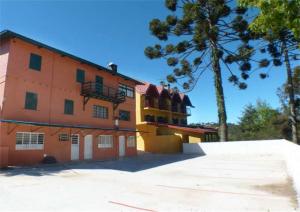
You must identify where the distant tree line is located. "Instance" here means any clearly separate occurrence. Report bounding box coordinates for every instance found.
[190,67,299,141]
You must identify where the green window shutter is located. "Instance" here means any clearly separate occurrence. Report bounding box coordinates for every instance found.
[29,53,42,71]
[25,92,38,110]
[76,69,85,83]
[64,99,74,115]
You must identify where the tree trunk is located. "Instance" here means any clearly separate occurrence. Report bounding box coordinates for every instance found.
[282,40,299,144]
[210,43,228,141]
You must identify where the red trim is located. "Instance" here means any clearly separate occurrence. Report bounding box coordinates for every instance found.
[146,122,217,134]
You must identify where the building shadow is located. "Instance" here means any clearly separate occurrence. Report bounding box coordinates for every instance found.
[0,152,204,177]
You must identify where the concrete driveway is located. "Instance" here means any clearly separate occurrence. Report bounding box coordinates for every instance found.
[0,153,298,211]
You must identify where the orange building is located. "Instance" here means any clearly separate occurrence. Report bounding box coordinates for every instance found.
[0,30,140,167]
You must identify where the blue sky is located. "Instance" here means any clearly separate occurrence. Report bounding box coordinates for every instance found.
[0,0,292,123]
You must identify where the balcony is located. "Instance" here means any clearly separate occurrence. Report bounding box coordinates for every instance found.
[81,82,125,105]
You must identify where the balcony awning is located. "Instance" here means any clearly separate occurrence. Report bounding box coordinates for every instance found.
[146,122,217,135]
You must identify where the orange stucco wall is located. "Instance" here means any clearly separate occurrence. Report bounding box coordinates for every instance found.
[0,37,137,167]
[1,123,136,166]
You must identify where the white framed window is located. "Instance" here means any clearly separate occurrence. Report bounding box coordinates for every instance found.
[127,136,135,147]
[16,132,44,150]
[98,135,113,148]
[71,134,80,145]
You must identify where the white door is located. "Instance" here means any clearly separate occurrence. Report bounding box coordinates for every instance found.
[119,135,125,157]
[71,134,80,160]
[84,135,93,160]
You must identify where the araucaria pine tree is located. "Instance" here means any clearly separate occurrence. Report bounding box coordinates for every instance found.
[144,0,257,141]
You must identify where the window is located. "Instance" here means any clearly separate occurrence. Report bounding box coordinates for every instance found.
[93,105,108,119]
[172,118,179,125]
[59,133,69,141]
[16,132,44,150]
[98,135,113,148]
[64,99,74,115]
[95,76,103,94]
[144,115,155,122]
[71,134,79,144]
[25,92,38,110]
[157,116,168,123]
[119,84,134,98]
[127,136,135,147]
[76,69,85,83]
[29,53,42,71]
[119,110,130,121]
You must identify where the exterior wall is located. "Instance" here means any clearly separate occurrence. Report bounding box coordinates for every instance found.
[189,135,204,143]
[0,122,136,166]
[136,92,190,153]
[3,38,136,129]
[137,123,182,153]
[0,37,137,167]
[0,38,10,117]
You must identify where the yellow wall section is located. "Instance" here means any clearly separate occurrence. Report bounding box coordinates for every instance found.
[137,123,183,153]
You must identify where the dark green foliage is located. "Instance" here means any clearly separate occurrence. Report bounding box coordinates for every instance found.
[273,58,282,66]
[144,0,259,91]
[165,0,177,11]
[241,72,249,80]
[166,15,177,26]
[259,73,268,79]
[259,59,270,68]
[167,57,178,66]
[229,101,283,140]
[238,82,247,90]
[240,62,251,71]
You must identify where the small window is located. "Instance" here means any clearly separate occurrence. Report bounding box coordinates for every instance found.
[64,99,74,115]
[93,105,108,119]
[119,84,134,98]
[76,69,85,83]
[98,135,113,148]
[59,133,69,141]
[29,53,42,71]
[16,132,44,150]
[127,136,135,147]
[71,134,79,144]
[25,92,38,110]
[119,110,130,121]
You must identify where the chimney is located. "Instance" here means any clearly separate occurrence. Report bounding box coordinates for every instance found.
[108,62,117,74]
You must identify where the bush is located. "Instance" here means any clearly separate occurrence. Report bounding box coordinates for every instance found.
[41,155,57,164]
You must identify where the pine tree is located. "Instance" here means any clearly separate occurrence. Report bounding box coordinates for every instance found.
[144,0,258,141]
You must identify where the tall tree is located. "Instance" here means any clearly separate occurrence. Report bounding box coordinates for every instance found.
[239,0,300,40]
[277,66,300,140]
[240,0,300,144]
[144,0,258,141]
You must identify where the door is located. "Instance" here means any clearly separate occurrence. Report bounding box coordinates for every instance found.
[71,134,80,160]
[95,76,103,94]
[84,135,93,160]
[119,136,125,157]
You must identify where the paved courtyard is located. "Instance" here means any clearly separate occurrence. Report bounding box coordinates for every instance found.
[0,153,298,211]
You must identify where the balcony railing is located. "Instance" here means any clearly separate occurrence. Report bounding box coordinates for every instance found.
[81,82,125,104]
